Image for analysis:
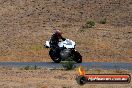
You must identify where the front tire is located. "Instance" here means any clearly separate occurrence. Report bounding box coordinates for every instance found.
[49,49,61,63]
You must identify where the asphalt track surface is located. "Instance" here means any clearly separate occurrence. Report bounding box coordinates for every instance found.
[0,62,132,70]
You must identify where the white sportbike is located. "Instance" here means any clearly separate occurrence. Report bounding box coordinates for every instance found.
[45,39,82,63]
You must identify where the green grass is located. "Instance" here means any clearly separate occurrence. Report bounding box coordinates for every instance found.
[62,58,75,70]
[85,20,95,28]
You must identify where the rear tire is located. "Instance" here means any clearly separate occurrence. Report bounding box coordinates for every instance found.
[49,49,61,63]
[73,51,82,63]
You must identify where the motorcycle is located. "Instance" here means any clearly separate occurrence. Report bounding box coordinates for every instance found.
[45,39,82,63]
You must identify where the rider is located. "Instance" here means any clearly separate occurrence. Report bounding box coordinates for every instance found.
[49,29,66,50]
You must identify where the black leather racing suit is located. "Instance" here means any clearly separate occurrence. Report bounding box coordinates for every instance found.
[49,33,66,57]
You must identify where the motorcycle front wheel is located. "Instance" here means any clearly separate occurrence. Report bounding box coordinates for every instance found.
[49,49,61,63]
